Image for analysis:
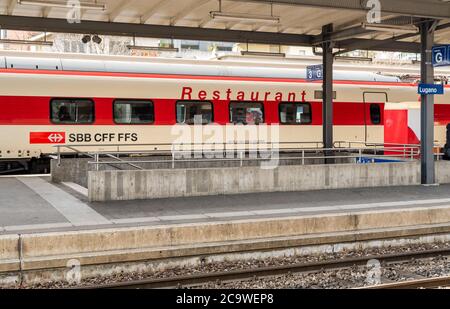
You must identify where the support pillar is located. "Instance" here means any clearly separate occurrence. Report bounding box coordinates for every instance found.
[420,20,436,185]
[322,24,334,150]
[322,24,333,148]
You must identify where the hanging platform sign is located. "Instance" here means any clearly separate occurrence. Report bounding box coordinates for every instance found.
[306,64,323,81]
[432,45,450,67]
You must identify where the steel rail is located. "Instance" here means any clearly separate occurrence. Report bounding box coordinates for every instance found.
[80,248,450,289]
[363,276,450,289]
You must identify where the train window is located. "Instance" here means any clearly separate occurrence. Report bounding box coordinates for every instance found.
[370,104,381,125]
[176,101,213,125]
[229,102,264,125]
[114,100,154,124]
[279,103,312,124]
[50,99,94,124]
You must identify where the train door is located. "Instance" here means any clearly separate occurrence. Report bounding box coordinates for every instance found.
[363,92,388,145]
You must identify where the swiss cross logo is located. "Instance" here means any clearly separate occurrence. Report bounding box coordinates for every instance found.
[30,132,66,144]
[48,133,64,143]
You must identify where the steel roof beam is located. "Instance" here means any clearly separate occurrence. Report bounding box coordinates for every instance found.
[335,22,450,55]
[337,38,420,53]
[312,26,377,45]
[0,15,312,46]
[109,0,133,22]
[228,0,450,19]
[139,0,168,24]
[6,0,16,15]
[312,15,428,46]
[0,15,422,52]
[170,0,212,26]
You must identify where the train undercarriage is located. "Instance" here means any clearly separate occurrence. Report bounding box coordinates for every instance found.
[0,157,50,175]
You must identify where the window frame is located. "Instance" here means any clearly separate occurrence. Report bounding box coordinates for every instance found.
[369,103,382,125]
[278,102,313,125]
[175,100,214,125]
[50,98,95,125]
[229,101,265,125]
[113,99,155,125]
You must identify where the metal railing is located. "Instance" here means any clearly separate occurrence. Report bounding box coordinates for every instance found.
[51,141,442,171]
[55,141,324,164]
[334,141,446,161]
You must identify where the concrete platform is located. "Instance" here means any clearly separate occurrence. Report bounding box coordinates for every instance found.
[1,175,450,234]
[0,175,449,234]
[1,174,450,284]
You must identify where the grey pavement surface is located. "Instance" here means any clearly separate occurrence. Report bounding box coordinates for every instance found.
[0,177,67,227]
[1,175,450,235]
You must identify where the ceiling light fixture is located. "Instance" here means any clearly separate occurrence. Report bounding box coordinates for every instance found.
[127,36,179,52]
[0,39,53,46]
[127,45,180,52]
[17,0,106,10]
[335,55,373,62]
[361,22,418,34]
[241,51,286,58]
[210,0,280,24]
[210,11,280,24]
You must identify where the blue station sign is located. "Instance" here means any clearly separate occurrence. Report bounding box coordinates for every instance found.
[306,64,323,81]
[418,83,444,95]
[432,45,450,67]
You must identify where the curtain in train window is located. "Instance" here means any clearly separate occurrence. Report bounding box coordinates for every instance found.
[279,103,312,124]
[176,101,213,125]
[114,100,154,124]
[51,99,94,124]
[229,102,264,125]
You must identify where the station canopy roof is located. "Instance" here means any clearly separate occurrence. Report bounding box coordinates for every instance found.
[0,0,449,54]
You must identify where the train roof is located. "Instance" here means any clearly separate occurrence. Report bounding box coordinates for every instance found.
[0,51,401,83]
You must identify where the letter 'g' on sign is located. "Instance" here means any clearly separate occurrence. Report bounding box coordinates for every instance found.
[432,45,450,67]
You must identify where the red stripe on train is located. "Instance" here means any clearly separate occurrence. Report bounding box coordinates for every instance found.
[30,132,66,144]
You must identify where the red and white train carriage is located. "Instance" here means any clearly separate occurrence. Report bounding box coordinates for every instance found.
[0,52,449,173]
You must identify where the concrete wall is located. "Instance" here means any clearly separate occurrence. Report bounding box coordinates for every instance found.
[51,158,91,187]
[88,161,450,202]
[0,235,19,273]
[53,153,353,187]
[436,160,450,184]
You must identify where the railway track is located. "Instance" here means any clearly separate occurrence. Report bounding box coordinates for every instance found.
[363,276,450,289]
[80,247,450,289]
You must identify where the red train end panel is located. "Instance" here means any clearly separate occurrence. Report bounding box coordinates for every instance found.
[30,132,66,144]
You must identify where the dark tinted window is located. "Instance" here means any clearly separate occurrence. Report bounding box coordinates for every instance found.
[51,99,94,124]
[176,101,213,124]
[279,103,312,124]
[230,102,264,125]
[114,100,154,124]
[370,104,381,125]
